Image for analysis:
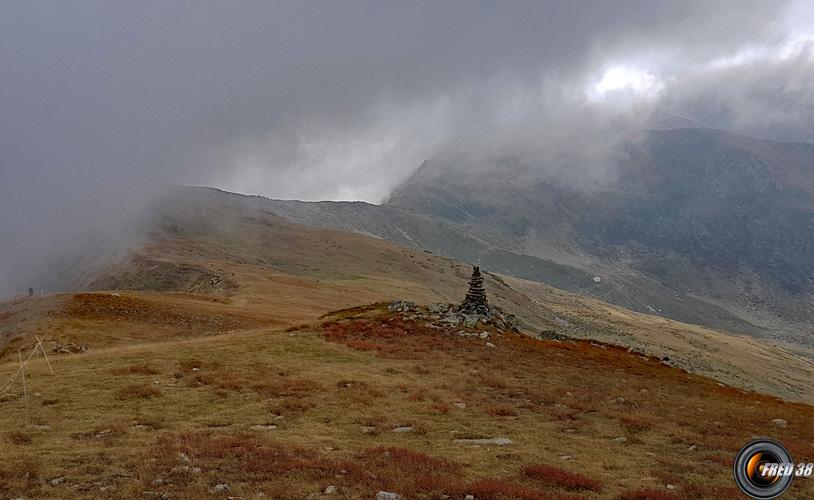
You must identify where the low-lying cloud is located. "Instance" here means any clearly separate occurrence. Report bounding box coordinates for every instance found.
[1,0,813,296]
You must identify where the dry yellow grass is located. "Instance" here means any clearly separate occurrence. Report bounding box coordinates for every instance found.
[2,194,813,498]
[4,200,812,404]
[1,305,812,499]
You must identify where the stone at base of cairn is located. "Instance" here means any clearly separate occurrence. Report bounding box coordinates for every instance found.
[388,300,518,332]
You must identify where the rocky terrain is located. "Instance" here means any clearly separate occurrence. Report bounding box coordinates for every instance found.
[387,299,517,335]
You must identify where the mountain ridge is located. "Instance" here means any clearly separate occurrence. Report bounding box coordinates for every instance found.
[263,127,814,357]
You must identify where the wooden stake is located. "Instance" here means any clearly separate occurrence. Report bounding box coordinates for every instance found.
[0,350,30,397]
[35,336,54,376]
[0,340,51,398]
[19,350,29,426]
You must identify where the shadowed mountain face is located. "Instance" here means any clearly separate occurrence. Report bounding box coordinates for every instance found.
[267,128,814,351]
[589,129,814,294]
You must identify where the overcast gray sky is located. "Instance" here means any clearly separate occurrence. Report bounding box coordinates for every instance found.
[2,0,813,294]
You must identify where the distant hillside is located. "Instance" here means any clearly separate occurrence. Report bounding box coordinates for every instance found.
[266,128,814,356]
[6,185,812,403]
[2,185,814,499]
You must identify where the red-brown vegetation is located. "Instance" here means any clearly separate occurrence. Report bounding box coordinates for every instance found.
[681,483,743,499]
[115,384,162,400]
[5,430,32,445]
[523,463,602,491]
[65,293,256,332]
[352,447,461,496]
[149,432,358,491]
[111,364,159,376]
[431,402,451,414]
[617,488,676,500]
[464,478,548,499]
[321,315,463,358]
[620,415,653,432]
[0,457,39,497]
[487,404,518,417]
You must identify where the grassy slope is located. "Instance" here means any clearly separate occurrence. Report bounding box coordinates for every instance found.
[1,188,813,498]
[1,306,812,499]
[5,186,808,402]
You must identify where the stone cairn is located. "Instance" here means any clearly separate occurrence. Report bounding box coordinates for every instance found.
[460,266,490,316]
[387,265,518,333]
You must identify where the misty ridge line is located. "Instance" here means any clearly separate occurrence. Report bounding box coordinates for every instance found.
[0,116,809,300]
[2,1,814,297]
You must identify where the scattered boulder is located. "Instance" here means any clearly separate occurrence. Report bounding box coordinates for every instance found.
[440,314,462,326]
[537,329,571,342]
[209,483,230,494]
[772,418,788,428]
[376,492,402,500]
[324,485,337,495]
[454,437,512,446]
[428,303,447,314]
[392,426,414,433]
[48,476,66,486]
[52,342,88,354]
[388,301,416,312]
[250,424,278,431]
[463,315,481,328]
[394,300,517,335]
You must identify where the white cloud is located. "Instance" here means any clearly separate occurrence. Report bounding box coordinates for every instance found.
[587,66,666,102]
